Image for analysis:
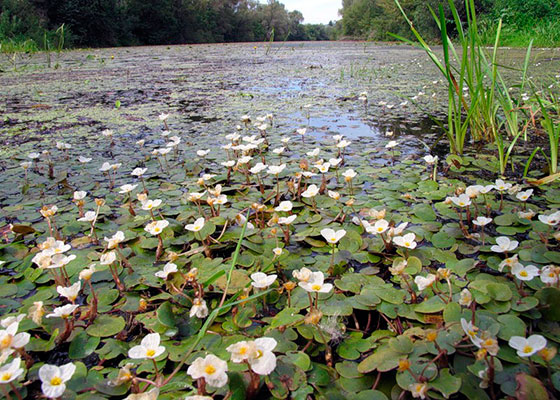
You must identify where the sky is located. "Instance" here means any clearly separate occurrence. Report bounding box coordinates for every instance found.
[267,0,341,24]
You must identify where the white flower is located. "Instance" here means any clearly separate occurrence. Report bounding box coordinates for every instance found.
[320,228,346,244]
[461,318,482,347]
[46,304,79,319]
[409,382,428,399]
[197,149,210,157]
[275,201,293,212]
[237,156,252,165]
[56,281,81,302]
[221,160,236,168]
[329,158,342,167]
[328,190,340,200]
[47,254,76,269]
[144,220,169,235]
[78,211,97,222]
[342,169,357,180]
[367,219,389,234]
[73,191,87,201]
[450,194,471,207]
[490,236,518,253]
[104,231,125,249]
[385,140,398,149]
[251,272,277,289]
[227,340,257,363]
[272,147,285,155]
[119,184,138,194]
[459,288,472,307]
[498,254,519,272]
[538,211,560,226]
[508,335,547,357]
[0,357,24,383]
[317,163,330,173]
[293,267,313,282]
[541,265,559,285]
[278,215,297,225]
[494,179,511,192]
[337,140,351,149]
[267,164,286,175]
[511,264,539,281]
[141,199,162,211]
[128,333,165,359]
[466,185,484,198]
[190,298,209,319]
[0,315,25,329]
[301,184,319,198]
[187,354,228,388]
[516,189,533,201]
[393,233,417,249]
[518,210,536,219]
[187,192,205,202]
[20,161,32,169]
[250,163,268,174]
[99,162,112,172]
[296,128,306,136]
[28,152,40,159]
[155,263,178,279]
[0,322,30,350]
[423,155,438,164]
[248,338,277,375]
[273,247,283,256]
[473,217,492,226]
[39,363,76,399]
[414,274,436,291]
[131,167,147,177]
[100,251,117,265]
[79,264,96,281]
[185,217,205,232]
[159,113,169,121]
[299,272,333,293]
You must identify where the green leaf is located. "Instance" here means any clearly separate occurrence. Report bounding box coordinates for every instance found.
[157,301,176,328]
[69,330,100,359]
[415,295,446,313]
[86,315,126,337]
[431,231,456,249]
[535,287,560,321]
[431,368,462,398]
[357,346,400,373]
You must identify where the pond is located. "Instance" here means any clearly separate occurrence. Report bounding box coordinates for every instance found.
[0,42,560,400]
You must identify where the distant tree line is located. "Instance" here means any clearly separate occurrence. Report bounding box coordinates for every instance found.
[338,0,560,45]
[0,0,337,49]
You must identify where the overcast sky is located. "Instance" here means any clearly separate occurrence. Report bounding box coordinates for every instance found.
[263,0,341,24]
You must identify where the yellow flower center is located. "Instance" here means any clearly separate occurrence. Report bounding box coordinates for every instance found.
[1,373,12,381]
[520,271,528,277]
[523,345,533,354]
[426,332,437,342]
[311,284,321,291]
[404,242,410,247]
[330,238,337,243]
[204,365,216,375]
[146,349,155,357]
[0,336,12,348]
[50,377,62,386]
[468,330,476,338]
[256,350,263,359]
[377,227,383,232]
[154,227,161,233]
[239,347,247,355]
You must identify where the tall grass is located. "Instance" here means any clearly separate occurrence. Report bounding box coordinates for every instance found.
[392,0,536,176]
